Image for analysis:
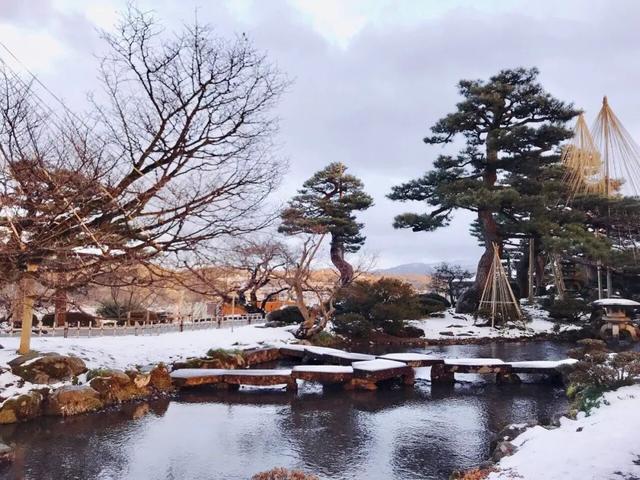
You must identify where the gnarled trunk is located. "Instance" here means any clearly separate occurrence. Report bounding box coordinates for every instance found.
[330,238,353,286]
[457,135,501,313]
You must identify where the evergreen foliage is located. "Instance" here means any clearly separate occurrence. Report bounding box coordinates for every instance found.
[279,162,373,285]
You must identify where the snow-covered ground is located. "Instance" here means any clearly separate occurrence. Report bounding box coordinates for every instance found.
[411,303,580,340]
[0,324,296,371]
[488,384,640,480]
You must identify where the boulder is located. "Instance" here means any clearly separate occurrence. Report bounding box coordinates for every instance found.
[89,370,149,404]
[492,440,517,462]
[45,385,103,416]
[0,442,14,464]
[0,390,46,424]
[127,370,151,389]
[11,354,87,384]
[149,365,173,392]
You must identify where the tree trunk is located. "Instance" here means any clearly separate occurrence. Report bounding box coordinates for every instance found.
[330,237,353,287]
[457,134,501,314]
[17,265,37,355]
[54,289,68,327]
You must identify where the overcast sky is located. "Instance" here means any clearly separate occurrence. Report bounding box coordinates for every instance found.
[2,0,640,268]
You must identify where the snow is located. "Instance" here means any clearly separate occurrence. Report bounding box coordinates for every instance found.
[323,351,375,361]
[488,385,640,480]
[378,353,437,362]
[509,359,578,369]
[444,358,504,366]
[411,303,581,340]
[292,365,353,373]
[351,359,408,372]
[592,298,640,306]
[169,369,227,379]
[0,324,296,371]
[225,369,291,376]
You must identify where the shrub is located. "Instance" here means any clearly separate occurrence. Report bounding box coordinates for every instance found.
[416,292,450,315]
[309,331,340,347]
[266,306,304,325]
[547,298,590,322]
[332,313,373,339]
[334,278,424,338]
[96,299,144,320]
[205,348,242,359]
[252,468,319,480]
[566,339,640,414]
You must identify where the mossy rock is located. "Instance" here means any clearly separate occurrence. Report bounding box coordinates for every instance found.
[12,354,87,384]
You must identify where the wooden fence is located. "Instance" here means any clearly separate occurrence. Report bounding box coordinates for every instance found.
[0,313,265,338]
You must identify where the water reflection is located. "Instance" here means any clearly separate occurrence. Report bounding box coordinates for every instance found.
[0,342,572,480]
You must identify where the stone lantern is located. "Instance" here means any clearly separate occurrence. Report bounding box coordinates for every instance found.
[592,298,640,341]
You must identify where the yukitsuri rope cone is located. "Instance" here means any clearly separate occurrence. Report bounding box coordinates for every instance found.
[477,243,523,328]
[562,97,640,198]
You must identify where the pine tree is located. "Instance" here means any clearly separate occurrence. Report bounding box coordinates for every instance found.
[388,68,579,311]
[279,162,373,286]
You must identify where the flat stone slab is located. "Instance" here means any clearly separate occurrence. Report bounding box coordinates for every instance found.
[321,350,375,365]
[352,359,413,382]
[292,365,354,383]
[170,369,227,387]
[509,359,577,374]
[444,358,505,366]
[378,353,444,367]
[223,369,293,386]
[279,344,308,358]
[441,358,510,375]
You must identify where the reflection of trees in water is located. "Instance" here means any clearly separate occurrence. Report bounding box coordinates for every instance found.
[275,387,427,479]
[0,399,170,480]
[390,383,568,479]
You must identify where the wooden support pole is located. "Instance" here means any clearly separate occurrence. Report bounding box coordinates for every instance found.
[597,264,603,299]
[606,268,613,297]
[528,238,535,302]
[18,263,38,355]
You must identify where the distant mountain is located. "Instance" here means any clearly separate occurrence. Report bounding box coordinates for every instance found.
[375,261,476,276]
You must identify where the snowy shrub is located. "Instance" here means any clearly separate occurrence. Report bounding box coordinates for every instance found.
[547,298,590,322]
[251,468,318,480]
[566,340,640,414]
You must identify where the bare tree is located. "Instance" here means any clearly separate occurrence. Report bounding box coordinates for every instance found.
[0,7,286,352]
[431,263,473,306]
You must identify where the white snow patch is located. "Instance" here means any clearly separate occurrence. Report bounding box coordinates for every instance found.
[292,365,353,373]
[592,298,640,306]
[444,358,504,366]
[225,369,291,376]
[378,353,438,362]
[509,359,578,369]
[488,384,640,480]
[351,359,407,371]
[0,324,296,371]
[411,303,580,340]
[170,369,227,379]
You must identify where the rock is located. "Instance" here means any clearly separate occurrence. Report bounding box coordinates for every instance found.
[11,354,87,384]
[495,423,531,444]
[492,440,517,462]
[89,370,149,404]
[149,365,173,392]
[0,390,46,424]
[455,287,479,314]
[0,442,14,464]
[45,385,103,416]
[127,370,151,389]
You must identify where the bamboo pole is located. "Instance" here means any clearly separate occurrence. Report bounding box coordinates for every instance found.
[18,263,38,355]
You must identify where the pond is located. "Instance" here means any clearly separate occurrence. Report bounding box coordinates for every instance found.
[0,341,572,480]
